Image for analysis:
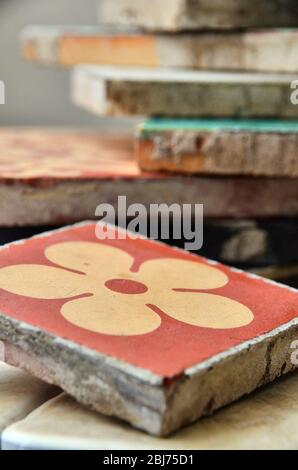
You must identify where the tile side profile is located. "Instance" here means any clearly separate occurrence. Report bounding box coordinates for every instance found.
[72,66,298,118]
[98,0,298,32]
[135,118,298,176]
[21,25,298,73]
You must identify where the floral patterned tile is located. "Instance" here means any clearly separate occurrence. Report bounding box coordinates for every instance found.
[0,221,297,435]
[0,128,140,180]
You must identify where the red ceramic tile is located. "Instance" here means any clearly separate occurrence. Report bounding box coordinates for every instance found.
[0,129,297,225]
[0,128,160,180]
[0,222,297,378]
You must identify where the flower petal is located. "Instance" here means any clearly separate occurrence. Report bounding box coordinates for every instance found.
[45,242,133,281]
[138,258,228,292]
[61,293,161,336]
[0,265,87,299]
[155,292,253,329]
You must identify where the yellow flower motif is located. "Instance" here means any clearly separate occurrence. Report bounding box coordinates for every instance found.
[0,242,253,336]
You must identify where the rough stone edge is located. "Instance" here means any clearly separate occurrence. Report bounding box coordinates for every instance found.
[98,0,298,32]
[71,66,297,118]
[162,318,298,434]
[1,312,298,436]
[2,178,298,226]
[20,25,298,73]
[134,130,298,177]
[0,317,166,436]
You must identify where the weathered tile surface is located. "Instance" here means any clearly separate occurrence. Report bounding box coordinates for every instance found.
[136,119,298,177]
[1,128,297,224]
[22,26,298,73]
[0,222,297,435]
[72,66,298,118]
[0,128,136,179]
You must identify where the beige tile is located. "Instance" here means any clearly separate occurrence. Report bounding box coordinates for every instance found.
[0,362,58,442]
[4,371,298,450]
[22,26,298,73]
[98,0,298,32]
[72,66,298,119]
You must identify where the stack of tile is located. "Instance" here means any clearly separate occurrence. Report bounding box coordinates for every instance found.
[21,0,298,286]
[0,2,298,449]
[1,127,297,285]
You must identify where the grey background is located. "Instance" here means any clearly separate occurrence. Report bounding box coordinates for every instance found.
[0,0,135,131]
